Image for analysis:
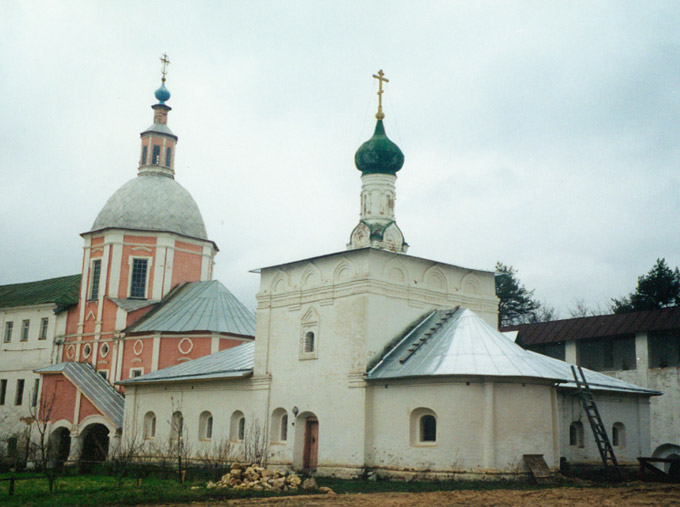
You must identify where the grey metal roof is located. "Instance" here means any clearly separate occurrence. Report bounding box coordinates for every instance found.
[109,297,158,312]
[118,341,254,385]
[36,362,125,427]
[142,122,176,138]
[367,308,659,395]
[125,280,256,336]
[90,173,208,240]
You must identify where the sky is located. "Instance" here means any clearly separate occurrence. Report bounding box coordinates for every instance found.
[2,1,680,317]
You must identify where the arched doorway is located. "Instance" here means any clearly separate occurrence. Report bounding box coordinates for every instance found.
[293,411,319,472]
[48,428,71,468]
[80,424,110,468]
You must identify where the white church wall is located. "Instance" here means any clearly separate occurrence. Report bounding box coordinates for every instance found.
[558,389,651,465]
[366,378,557,478]
[123,380,268,460]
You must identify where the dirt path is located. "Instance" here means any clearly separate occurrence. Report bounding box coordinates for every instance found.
[175,483,680,506]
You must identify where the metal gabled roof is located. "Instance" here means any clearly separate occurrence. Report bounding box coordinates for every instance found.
[35,362,125,428]
[367,308,659,395]
[108,297,159,313]
[368,308,565,382]
[0,274,81,311]
[125,280,255,336]
[118,341,254,385]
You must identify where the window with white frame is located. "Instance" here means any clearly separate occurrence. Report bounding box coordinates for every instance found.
[129,367,144,378]
[4,322,13,343]
[612,422,625,448]
[39,318,48,340]
[97,370,108,380]
[199,411,213,440]
[144,411,156,439]
[410,407,437,446]
[170,411,184,441]
[21,320,30,341]
[230,410,245,442]
[299,307,319,360]
[129,258,149,299]
[270,408,288,443]
[89,259,102,300]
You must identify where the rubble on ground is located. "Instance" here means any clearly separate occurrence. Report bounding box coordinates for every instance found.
[205,462,334,494]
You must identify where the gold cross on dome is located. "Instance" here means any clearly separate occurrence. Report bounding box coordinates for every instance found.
[160,53,171,81]
[372,69,389,120]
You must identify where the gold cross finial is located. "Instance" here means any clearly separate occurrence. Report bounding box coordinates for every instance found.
[372,69,389,120]
[160,53,171,82]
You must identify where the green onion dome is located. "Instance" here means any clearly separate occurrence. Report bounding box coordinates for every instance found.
[354,120,404,175]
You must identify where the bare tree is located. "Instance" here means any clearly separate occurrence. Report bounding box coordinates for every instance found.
[569,299,606,318]
[243,419,269,467]
[28,385,59,493]
[108,421,145,486]
[168,396,191,482]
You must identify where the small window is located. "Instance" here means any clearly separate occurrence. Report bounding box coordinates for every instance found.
[144,411,156,439]
[89,259,102,300]
[4,322,13,343]
[130,258,148,299]
[15,379,24,406]
[570,421,584,448]
[152,145,161,165]
[170,411,184,441]
[281,414,288,441]
[100,342,110,357]
[82,343,92,359]
[21,320,30,341]
[32,378,39,407]
[165,147,172,167]
[199,411,213,440]
[238,417,245,441]
[141,146,148,165]
[420,415,437,442]
[271,408,288,443]
[129,368,144,378]
[612,422,625,448]
[304,331,315,353]
[39,318,49,340]
[97,370,108,380]
[0,379,7,405]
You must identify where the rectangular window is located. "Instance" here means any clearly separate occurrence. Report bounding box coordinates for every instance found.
[141,146,148,165]
[15,379,24,406]
[152,145,161,165]
[97,370,108,380]
[130,368,144,378]
[129,258,148,299]
[165,147,172,167]
[39,318,49,340]
[21,320,30,342]
[32,378,39,407]
[89,259,102,300]
[0,379,6,405]
[4,322,12,343]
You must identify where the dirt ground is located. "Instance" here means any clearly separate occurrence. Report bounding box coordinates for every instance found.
[180,483,680,506]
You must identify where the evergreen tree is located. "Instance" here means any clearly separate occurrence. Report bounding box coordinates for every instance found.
[612,258,680,313]
[495,262,541,327]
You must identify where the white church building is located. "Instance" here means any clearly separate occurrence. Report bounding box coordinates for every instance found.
[116,70,659,479]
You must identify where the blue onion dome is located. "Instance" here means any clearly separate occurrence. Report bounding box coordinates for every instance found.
[355,120,404,175]
[154,82,171,104]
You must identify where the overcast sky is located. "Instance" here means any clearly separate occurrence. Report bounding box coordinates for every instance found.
[2,1,680,317]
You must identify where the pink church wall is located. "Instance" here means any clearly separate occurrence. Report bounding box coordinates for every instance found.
[172,241,203,284]
[41,375,76,423]
[78,395,100,423]
[120,337,154,380]
[118,235,157,299]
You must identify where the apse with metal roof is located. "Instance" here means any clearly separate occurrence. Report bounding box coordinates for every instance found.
[347,70,408,253]
[90,54,209,241]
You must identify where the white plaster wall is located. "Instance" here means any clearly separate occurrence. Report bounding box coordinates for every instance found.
[0,304,62,438]
[558,390,651,464]
[123,379,268,458]
[366,379,557,477]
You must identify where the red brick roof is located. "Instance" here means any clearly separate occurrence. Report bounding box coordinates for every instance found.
[502,306,680,345]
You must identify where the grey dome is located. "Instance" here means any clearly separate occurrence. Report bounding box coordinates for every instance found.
[91,174,208,239]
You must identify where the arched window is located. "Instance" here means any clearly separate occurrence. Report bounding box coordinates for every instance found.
[410,408,437,446]
[199,411,213,440]
[304,332,315,353]
[144,411,156,439]
[170,411,184,441]
[420,415,436,442]
[270,408,288,443]
[570,421,584,448]
[612,423,625,448]
[230,410,245,442]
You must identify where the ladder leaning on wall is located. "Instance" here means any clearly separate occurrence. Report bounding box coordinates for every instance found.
[570,365,623,480]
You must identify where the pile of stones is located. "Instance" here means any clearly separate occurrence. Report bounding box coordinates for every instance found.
[206,462,334,494]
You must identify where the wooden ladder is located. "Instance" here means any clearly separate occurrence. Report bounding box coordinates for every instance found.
[571,365,623,479]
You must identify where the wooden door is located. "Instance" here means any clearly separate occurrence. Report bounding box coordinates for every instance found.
[303,417,319,470]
